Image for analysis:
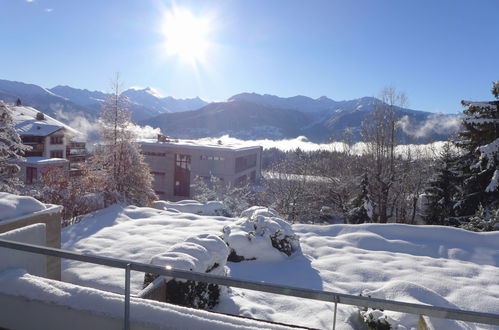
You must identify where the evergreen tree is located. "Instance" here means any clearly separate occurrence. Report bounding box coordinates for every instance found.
[82,75,156,206]
[422,142,459,225]
[346,173,373,224]
[454,81,499,218]
[0,101,29,193]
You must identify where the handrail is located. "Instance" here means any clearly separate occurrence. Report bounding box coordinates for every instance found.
[0,238,498,329]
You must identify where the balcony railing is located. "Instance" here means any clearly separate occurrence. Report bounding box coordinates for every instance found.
[0,238,498,330]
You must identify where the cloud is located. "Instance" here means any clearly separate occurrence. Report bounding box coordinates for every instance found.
[127,123,162,140]
[44,8,53,12]
[186,135,447,159]
[26,0,35,3]
[398,114,461,138]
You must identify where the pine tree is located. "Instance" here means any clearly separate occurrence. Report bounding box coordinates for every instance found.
[422,142,460,225]
[83,75,156,206]
[346,173,373,224]
[0,101,29,193]
[454,81,499,218]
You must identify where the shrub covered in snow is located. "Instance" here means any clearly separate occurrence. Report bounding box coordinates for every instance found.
[152,200,226,216]
[143,234,229,309]
[359,307,393,330]
[222,206,301,262]
[460,204,499,232]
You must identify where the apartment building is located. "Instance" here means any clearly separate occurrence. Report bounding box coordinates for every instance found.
[140,136,262,201]
[11,105,87,183]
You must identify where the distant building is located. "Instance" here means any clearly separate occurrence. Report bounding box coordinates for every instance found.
[10,105,87,183]
[140,135,262,201]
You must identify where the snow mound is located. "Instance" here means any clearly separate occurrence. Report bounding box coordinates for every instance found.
[0,192,47,221]
[152,200,225,216]
[360,281,471,329]
[148,234,229,278]
[223,206,300,262]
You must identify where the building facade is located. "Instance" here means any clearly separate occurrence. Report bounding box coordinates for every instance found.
[11,105,87,183]
[140,137,262,201]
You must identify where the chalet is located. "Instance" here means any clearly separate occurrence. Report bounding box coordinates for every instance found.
[11,105,87,183]
[140,135,262,201]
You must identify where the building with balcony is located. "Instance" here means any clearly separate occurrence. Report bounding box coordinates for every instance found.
[11,105,87,183]
[140,135,262,201]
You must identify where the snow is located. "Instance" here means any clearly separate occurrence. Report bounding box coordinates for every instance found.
[152,200,225,216]
[0,224,46,277]
[486,169,499,192]
[462,101,497,110]
[23,156,68,164]
[0,268,293,330]
[61,205,499,329]
[223,207,301,261]
[0,192,47,221]
[149,234,229,278]
[10,105,80,137]
[140,138,261,152]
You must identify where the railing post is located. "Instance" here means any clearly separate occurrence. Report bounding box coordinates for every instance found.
[124,263,131,330]
[332,297,338,330]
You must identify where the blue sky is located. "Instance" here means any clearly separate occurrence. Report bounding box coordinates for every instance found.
[1,0,498,113]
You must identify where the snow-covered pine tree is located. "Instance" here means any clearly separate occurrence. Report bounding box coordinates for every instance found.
[345,173,373,224]
[83,75,156,206]
[454,81,499,218]
[0,101,29,193]
[422,142,460,225]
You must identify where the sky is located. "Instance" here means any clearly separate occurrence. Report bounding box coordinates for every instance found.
[0,0,498,114]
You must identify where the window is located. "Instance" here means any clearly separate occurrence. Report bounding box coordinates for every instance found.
[151,171,166,176]
[50,150,64,158]
[26,167,37,184]
[235,154,257,173]
[200,155,225,161]
[50,136,63,144]
[143,151,167,157]
[174,154,191,196]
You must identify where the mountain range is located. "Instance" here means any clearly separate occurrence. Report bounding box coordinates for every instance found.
[0,78,460,143]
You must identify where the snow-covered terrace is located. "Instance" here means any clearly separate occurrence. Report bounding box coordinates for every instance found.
[58,204,499,329]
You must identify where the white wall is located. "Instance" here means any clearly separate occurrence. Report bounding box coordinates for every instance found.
[44,130,67,158]
[0,223,47,277]
[0,271,292,330]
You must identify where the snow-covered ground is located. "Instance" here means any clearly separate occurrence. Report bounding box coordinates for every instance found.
[61,205,499,329]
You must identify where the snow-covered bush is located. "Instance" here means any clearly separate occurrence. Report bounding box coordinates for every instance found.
[359,307,393,330]
[460,204,499,232]
[191,175,256,217]
[151,200,226,216]
[143,234,229,309]
[222,206,301,262]
[358,292,394,330]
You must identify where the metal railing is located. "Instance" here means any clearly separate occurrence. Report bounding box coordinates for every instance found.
[0,238,498,330]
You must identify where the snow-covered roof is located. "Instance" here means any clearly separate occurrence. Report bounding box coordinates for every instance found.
[10,105,80,137]
[139,138,261,152]
[23,157,69,165]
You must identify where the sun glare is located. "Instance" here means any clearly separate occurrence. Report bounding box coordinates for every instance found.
[162,7,212,65]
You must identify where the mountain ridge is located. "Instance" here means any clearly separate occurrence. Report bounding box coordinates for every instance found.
[0,78,460,143]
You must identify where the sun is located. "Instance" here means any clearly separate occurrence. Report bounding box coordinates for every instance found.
[162,7,212,64]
